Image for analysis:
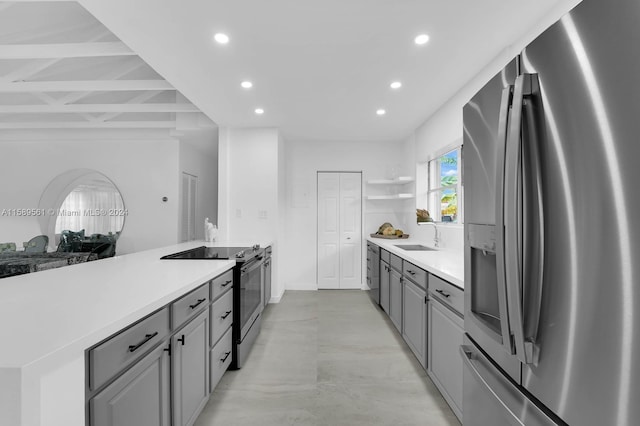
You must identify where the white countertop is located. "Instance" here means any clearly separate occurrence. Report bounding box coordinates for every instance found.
[0,240,276,426]
[367,236,464,289]
[0,241,237,369]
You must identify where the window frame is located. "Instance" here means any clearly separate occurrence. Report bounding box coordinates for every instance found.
[417,145,463,224]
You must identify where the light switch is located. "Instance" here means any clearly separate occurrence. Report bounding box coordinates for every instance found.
[236,209,242,218]
[258,210,268,219]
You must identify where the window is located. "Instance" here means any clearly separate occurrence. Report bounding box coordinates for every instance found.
[426,147,463,223]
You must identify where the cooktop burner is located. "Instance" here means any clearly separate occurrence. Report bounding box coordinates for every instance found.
[160,245,262,261]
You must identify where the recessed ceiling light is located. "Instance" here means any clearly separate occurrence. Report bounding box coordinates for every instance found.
[213,33,229,44]
[255,108,264,115]
[414,34,430,45]
[241,81,253,89]
[376,109,386,116]
[390,81,402,89]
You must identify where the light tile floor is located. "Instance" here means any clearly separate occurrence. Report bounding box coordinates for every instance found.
[195,290,461,426]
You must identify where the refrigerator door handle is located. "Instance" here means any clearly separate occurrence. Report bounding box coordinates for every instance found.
[522,73,545,366]
[460,345,525,425]
[495,86,516,354]
[504,74,529,364]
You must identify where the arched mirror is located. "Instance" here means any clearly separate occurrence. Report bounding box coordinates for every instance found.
[38,169,125,254]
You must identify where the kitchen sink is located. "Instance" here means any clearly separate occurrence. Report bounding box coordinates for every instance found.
[394,244,437,251]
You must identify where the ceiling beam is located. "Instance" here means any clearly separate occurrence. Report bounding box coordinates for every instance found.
[96,90,164,122]
[55,57,144,105]
[0,42,135,59]
[0,103,199,113]
[0,121,178,129]
[0,29,113,84]
[0,80,174,93]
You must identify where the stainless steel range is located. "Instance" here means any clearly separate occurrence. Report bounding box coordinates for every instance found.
[161,244,265,369]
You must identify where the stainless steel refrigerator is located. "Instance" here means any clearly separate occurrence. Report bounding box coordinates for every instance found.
[462,0,640,424]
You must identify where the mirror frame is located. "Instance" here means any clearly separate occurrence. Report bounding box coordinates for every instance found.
[37,169,126,249]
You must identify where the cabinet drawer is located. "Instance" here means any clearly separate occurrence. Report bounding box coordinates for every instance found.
[89,307,170,391]
[210,326,233,392]
[403,262,427,290]
[429,274,463,315]
[390,253,403,271]
[211,269,234,301]
[210,289,233,347]
[171,283,210,330]
[380,249,390,263]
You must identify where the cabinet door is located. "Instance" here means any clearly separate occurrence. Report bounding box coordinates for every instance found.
[429,299,464,420]
[402,279,426,368]
[380,261,390,314]
[172,309,210,426]
[90,344,170,426]
[389,268,403,332]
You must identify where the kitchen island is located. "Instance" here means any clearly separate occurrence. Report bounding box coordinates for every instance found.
[0,241,237,426]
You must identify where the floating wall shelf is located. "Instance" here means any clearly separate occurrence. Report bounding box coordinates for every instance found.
[366,194,415,200]
[366,177,415,185]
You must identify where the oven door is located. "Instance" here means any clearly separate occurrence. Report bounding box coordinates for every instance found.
[239,256,263,340]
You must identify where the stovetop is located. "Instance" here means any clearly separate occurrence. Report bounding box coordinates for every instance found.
[160,245,262,261]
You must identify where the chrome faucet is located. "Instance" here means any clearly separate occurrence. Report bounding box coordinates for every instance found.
[432,223,441,248]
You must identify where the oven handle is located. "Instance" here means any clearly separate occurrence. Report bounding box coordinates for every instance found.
[240,256,263,275]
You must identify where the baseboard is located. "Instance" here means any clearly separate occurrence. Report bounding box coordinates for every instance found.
[285,282,319,291]
[269,287,286,303]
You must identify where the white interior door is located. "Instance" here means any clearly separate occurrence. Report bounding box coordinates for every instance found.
[317,172,362,289]
[181,172,197,242]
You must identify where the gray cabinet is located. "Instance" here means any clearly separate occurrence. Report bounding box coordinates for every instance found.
[210,326,233,391]
[389,268,403,332]
[87,267,235,426]
[402,278,427,368]
[262,246,272,308]
[209,268,234,392]
[428,277,464,422]
[90,343,171,426]
[172,308,210,426]
[88,308,170,392]
[366,242,380,304]
[380,260,390,314]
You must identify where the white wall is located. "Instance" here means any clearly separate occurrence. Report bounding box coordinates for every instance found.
[217,127,285,300]
[282,138,408,290]
[217,128,280,242]
[0,135,180,254]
